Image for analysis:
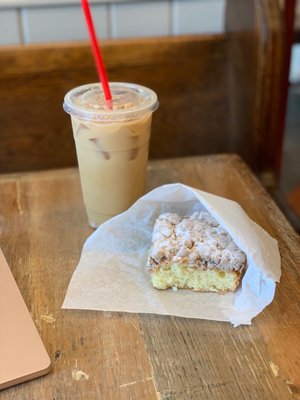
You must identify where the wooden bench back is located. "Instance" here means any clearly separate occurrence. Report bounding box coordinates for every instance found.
[0,0,283,180]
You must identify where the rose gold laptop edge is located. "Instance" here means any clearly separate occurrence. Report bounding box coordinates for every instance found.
[0,248,51,390]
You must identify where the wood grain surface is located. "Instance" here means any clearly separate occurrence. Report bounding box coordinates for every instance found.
[225,0,283,178]
[0,0,284,179]
[0,154,299,400]
[0,35,228,173]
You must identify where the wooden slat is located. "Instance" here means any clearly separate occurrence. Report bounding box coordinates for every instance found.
[0,0,285,179]
[225,0,284,179]
[0,35,228,173]
[0,0,285,180]
[0,169,158,400]
[143,155,300,399]
[0,154,299,399]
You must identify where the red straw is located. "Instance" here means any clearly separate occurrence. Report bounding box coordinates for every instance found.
[81,0,112,109]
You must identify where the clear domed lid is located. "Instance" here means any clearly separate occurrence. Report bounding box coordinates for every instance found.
[63,82,158,122]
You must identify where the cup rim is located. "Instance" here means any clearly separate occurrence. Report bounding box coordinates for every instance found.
[63,82,159,122]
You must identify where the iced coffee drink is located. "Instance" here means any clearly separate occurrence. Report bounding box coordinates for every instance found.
[63,83,158,228]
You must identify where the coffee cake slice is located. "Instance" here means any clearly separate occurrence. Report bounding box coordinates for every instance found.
[147,212,246,292]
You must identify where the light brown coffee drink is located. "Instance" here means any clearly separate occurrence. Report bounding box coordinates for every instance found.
[63,83,158,228]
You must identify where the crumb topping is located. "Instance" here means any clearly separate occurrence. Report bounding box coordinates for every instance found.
[148,212,246,272]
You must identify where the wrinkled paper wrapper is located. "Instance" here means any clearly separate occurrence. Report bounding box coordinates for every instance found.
[63,184,281,326]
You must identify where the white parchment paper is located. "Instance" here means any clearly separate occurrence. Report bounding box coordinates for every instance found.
[62,184,281,326]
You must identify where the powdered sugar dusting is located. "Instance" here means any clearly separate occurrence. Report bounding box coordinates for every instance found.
[148,212,246,272]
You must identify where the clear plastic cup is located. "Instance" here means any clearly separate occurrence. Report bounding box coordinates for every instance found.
[63,82,159,228]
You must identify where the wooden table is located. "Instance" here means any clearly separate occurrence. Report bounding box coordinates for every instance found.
[0,154,299,400]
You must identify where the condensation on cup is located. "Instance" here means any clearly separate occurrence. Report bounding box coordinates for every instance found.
[63,82,159,228]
